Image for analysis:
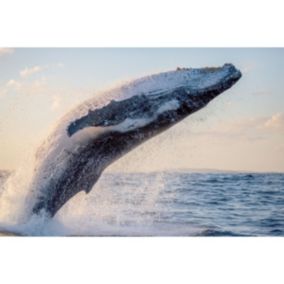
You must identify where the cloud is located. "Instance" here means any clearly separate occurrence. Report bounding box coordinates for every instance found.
[4,77,47,96]
[6,79,22,89]
[0,48,14,57]
[264,113,284,130]
[51,95,62,111]
[0,88,8,97]
[251,90,271,96]
[240,61,256,74]
[187,112,284,142]
[213,113,284,134]
[1,62,65,98]
[56,62,64,68]
[19,63,64,78]
[20,65,44,78]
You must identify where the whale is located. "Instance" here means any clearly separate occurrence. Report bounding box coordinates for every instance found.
[29,63,242,217]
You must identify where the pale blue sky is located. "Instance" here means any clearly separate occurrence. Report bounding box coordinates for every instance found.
[0,48,283,171]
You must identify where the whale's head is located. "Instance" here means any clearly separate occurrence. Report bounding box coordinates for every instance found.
[68,63,242,137]
[144,63,242,110]
[172,63,241,95]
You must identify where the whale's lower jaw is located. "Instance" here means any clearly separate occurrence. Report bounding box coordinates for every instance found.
[31,64,242,218]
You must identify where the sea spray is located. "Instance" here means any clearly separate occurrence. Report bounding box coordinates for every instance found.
[0,154,35,224]
[40,172,167,236]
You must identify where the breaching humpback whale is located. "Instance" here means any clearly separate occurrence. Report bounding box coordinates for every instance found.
[30,64,241,217]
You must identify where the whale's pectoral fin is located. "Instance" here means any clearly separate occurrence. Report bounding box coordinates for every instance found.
[82,171,103,194]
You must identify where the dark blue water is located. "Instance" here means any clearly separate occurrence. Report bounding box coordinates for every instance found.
[92,171,284,236]
[0,171,284,236]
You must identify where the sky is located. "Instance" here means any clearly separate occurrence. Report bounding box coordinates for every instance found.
[0,48,283,172]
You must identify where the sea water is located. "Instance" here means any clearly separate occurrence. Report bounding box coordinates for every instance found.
[0,170,283,236]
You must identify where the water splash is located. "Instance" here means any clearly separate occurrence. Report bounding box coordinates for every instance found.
[0,169,169,235]
[40,172,167,236]
[0,154,35,224]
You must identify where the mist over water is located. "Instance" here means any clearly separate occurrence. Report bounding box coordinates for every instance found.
[1,169,283,236]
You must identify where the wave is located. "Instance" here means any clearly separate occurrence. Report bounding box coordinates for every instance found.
[1,171,283,236]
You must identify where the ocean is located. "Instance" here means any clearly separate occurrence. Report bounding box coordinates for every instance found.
[0,170,283,236]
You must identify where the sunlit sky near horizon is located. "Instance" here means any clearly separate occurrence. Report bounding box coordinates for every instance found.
[0,48,283,172]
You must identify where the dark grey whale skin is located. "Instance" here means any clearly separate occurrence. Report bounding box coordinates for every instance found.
[32,64,242,217]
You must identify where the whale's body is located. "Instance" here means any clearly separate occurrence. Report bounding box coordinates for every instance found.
[30,64,241,217]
